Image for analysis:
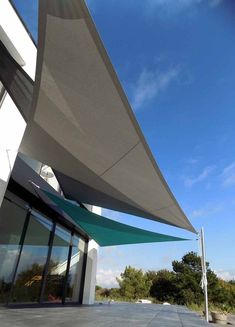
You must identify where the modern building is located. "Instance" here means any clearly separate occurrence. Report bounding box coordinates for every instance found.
[0,0,195,307]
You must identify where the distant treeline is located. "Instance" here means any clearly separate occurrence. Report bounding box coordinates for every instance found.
[96,252,235,312]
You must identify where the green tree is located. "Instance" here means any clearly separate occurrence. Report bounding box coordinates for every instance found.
[149,252,221,306]
[109,288,121,299]
[117,266,151,300]
[172,251,220,305]
[148,269,178,303]
[96,252,235,311]
[172,252,204,304]
[95,285,102,291]
[213,279,235,308]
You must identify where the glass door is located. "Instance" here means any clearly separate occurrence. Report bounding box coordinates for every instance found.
[0,198,27,304]
[10,212,53,303]
[0,195,87,305]
[65,235,85,302]
[42,224,71,303]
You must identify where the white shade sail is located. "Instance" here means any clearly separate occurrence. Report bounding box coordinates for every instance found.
[20,0,195,233]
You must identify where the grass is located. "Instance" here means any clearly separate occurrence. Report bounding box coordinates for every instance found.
[187,303,235,314]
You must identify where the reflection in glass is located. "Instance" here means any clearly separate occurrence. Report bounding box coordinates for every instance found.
[66,236,85,302]
[0,199,27,303]
[0,196,87,305]
[11,212,52,303]
[43,224,70,303]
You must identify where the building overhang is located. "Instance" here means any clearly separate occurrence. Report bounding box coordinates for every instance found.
[8,156,90,240]
[0,25,25,66]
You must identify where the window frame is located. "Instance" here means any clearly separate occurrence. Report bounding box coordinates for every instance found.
[0,82,6,108]
[1,191,88,306]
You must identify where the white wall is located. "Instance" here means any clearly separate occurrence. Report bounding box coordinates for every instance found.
[82,239,99,305]
[82,206,101,305]
[0,0,37,206]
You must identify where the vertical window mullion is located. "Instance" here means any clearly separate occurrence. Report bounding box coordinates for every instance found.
[7,208,31,304]
[62,231,73,304]
[39,221,56,303]
[79,240,89,304]
[0,82,6,108]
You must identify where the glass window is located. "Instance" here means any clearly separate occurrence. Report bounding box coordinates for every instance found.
[0,198,27,303]
[65,236,85,302]
[43,224,71,303]
[0,196,87,305]
[11,211,53,303]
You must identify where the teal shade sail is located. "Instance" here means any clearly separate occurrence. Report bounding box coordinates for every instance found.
[42,189,189,247]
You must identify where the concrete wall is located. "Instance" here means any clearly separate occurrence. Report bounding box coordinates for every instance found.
[82,206,101,305]
[0,0,37,206]
[82,239,98,305]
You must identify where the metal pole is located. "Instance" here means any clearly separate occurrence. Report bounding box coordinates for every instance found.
[200,227,209,322]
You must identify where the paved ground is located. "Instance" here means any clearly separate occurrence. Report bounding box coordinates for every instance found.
[0,303,222,327]
[228,315,235,325]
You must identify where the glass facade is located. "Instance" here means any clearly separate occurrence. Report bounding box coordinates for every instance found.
[43,224,70,303]
[65,236,85,302]
[11,212,53,303]
[0,193,87,305]
[0,199,27,303]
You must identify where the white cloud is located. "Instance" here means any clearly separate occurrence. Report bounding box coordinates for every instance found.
[146,0,223,15]
[132,66,180,110]
[185,158,200,165]
[222,161,235,175]
[147,0,201,9]
[0,248,19,280]
[221,161,235,187]
[184,165,216,188]
[96,268,121,288]
[209,0,223,8]
[190,209,204,218]
[215,270,235,281]
[190,202,222,218]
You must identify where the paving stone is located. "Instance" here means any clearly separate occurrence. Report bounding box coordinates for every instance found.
[0,303,212,327]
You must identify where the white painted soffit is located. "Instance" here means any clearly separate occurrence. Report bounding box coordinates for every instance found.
[0,26,25,66]
[20,0,196,233]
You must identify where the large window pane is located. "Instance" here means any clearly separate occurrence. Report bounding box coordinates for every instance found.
[11,212,52,303]
[43,224,70,303]
[0,199,27,303]
[65,236,85,302]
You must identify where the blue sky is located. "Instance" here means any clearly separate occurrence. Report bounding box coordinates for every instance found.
[13,0,235,287]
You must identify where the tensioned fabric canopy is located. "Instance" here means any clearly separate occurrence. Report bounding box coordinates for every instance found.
[40,188,188,247]
[20,0,196,233]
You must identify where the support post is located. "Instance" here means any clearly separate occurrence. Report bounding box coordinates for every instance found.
[200,227,209,322]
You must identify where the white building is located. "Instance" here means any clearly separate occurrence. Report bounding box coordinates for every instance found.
[0,0,195,307]
[0,0,97,305]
